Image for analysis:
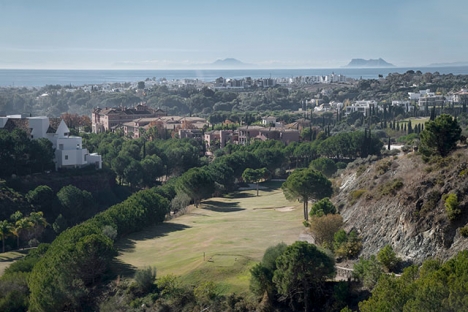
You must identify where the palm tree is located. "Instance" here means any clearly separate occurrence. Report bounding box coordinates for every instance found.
[10,211,31,249]
[12,218,33,249]
[0,220,12,253]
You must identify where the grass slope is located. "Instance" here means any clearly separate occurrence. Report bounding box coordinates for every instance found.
[0,250,27,275]
[115,181,303,295]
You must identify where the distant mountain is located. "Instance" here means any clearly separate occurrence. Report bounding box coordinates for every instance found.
[209,58,252,68]
[344,58,395,68]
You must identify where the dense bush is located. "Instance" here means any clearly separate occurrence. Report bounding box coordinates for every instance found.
[28,189,169,312]
[359,251,468,311]
[353,255,384,290]
[334,229,362,259]
[377,245,401,272]
[133,266,157,295]
[309,157,338,177]
[309,197,337,217]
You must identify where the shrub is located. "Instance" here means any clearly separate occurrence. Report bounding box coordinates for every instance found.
[193,281,220,306]
[134,266,157,294]
[0,272,29,312]
[310,197,337,217]
[52,214,68,234]
[421,190,441,213]
[157,274,182,297]
[334,229,362,259]
[356,165,366,177]
[444,193,461,221]
[377,245,401,272]
[353,255,383,290]
[376,160,392,175]
[336,162,348,170]
[310,214,343,245]
[460,226,468,237]
[28,238,39,248]
[102,225,118,241]
[378,179,403,196]
[349,189,366,205]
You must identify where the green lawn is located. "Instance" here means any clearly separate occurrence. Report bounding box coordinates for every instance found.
[400,117,429,127]
[115,182,303,295]
[0,250,28,275]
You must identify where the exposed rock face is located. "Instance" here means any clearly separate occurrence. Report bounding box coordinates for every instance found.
[334,152,468,263]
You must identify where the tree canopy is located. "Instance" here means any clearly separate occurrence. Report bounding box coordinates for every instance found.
[272,241,335,312]
[420,114,461,157]
[176,167,215,207]
[282,168,333,221]
[242,167,268,196]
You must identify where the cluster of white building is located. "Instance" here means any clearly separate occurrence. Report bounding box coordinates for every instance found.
[0,115,101,170]
[213,73,351,90]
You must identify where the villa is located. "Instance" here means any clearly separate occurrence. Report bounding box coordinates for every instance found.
[0,115,101,170]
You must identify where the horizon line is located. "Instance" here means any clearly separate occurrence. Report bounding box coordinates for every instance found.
[2,65,463,71]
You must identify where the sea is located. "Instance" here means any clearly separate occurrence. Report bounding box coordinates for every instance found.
[1,66,468,88]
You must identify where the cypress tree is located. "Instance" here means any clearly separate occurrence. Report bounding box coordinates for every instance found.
[430,106,436,121]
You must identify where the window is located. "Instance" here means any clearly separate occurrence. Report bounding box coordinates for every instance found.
[65,155,68,160]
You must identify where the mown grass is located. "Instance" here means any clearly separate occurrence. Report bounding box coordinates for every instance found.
[0,250,28,275]
[400,117,429,127]
[115,182,303,296]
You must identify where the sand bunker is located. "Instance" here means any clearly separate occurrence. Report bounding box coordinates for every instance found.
[275,206,294,212]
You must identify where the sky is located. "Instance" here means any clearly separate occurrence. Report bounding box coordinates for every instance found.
[0,0,467,69]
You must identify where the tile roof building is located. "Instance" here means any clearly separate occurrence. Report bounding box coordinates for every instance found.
[92,103,166,133]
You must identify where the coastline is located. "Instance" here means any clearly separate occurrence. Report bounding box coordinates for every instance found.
[1,66,468,88]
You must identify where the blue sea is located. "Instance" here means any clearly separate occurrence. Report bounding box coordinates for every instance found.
[1,67,468,88]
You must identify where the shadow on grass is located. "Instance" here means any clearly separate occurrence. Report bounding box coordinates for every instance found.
[117,223,191,253]
[224,192,255,199]
[0,249,29,262]
[260,181,284,188]
[108,258,137,279]
[202,200,245,213]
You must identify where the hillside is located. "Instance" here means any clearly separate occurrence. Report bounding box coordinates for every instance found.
[335,149,468,263]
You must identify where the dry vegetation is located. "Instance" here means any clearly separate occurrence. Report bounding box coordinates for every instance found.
[335,147,468,261]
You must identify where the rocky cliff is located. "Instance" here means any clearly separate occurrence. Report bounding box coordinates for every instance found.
[334,150,468,263]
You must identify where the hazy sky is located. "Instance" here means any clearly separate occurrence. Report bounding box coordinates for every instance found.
[1,0,467,69]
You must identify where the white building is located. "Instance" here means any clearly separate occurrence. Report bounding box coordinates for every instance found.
[1,116,102,170]
[262,116,277,125]
[408,89,432,101]
[391,101,414,112]
[345,100,377,116]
